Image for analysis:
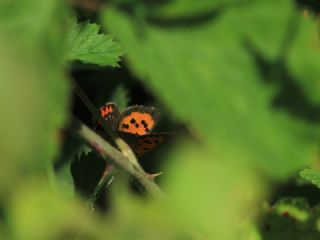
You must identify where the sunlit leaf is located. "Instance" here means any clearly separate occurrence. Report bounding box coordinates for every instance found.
[65,20,124,67]
[300,168,320,188]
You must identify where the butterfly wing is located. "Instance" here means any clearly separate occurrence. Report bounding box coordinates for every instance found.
[98,132,167,157]
[118,105,160,136]
[96,103,168,156]
[94,102,120,131]
[134,133,168,156]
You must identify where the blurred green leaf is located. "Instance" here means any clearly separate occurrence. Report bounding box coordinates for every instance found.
[150,0,236,18]
[162,142,263,239]
[300,168,320,188]
[103,1,320,178]
[65,20,124,67]
[287,17,320,104]
[102,186,190,240]
[0,0,70,197]
[111,85,129,109]
[7,182,104,240]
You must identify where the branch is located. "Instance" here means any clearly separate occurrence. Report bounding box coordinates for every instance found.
[71,83,206,239]
[72,80,140,167]
[69,117,165,198]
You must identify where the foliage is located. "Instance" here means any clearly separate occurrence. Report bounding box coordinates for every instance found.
[260,198,320,239]
[1,0,320,239]
[300,168,320,188]
[65,20,123,67]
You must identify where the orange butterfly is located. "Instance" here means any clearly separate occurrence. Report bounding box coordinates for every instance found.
[94,102,168,156]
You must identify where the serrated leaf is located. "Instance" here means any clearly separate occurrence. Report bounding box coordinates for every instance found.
[103,1,320,178]
[300,168,320,188]
[71,151,106,197]
[65,20,123,67]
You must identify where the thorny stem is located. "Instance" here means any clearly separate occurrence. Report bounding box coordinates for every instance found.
[71,80,165,198]
[72,80,139,167]
[71,83,207,239]
[70,118,165,198]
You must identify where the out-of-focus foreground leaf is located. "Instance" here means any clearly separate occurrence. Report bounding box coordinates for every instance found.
[103,0,320,178]
[162,143,263,240]
[65,20,124,67]
[0,0,70,197]
[7,182,104,240]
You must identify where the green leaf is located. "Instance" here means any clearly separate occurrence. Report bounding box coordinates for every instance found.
[7,182,104,240]
[102,1,320,178]
[65,20,124,67]
[151,0,234,18]
[260,198,320,240]
[71,151,106,198]
[287,17,320,104]
[111,85,129,109]
[0,0,70,197]
[300,168,320,188]
[162,142,263,239]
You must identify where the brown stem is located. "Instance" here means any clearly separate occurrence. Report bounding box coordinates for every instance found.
[69,117,165,198]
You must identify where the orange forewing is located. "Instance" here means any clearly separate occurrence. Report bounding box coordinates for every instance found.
[95,102,120,131]
[118,106,160,136]
[100,103,117,118]
[95,102,168,156]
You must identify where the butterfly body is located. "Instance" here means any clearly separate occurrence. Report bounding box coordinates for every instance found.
[95,102,167,156]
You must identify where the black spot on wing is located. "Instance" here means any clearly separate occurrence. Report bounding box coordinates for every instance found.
[130,118,136,124]
[122,123,129,129]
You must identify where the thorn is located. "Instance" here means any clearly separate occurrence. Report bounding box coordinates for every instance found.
[146,172,163,180]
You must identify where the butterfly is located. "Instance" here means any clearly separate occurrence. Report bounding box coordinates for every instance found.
[94,102,168,156]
